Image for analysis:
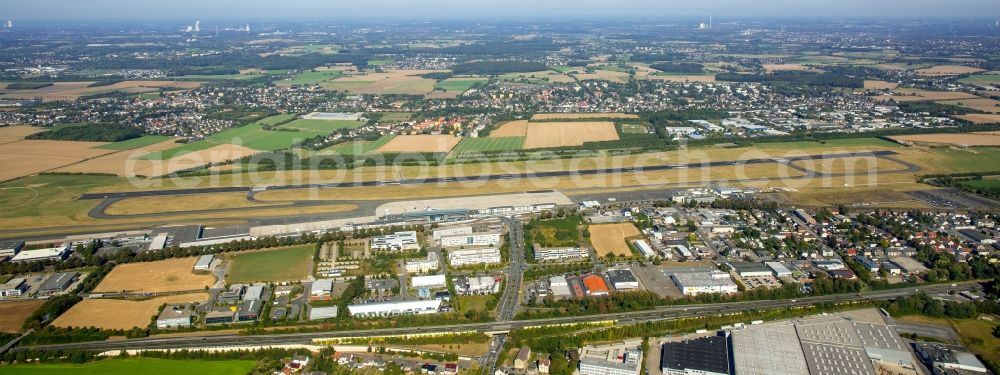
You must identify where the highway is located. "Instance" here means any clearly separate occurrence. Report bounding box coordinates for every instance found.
[479,217,527,372]
[17,282,973,353]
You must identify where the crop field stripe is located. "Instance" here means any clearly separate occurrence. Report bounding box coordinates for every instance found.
[452,136,525,154]
[94,135,173,150]
[0,358,256,375]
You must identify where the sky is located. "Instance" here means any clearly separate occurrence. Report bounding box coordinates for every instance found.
[2,0,1000,20]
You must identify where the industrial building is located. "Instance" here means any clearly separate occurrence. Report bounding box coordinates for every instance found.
[371,231,419,251]
[309,306,339,321]
[813,259,846,271]
[347,299,442,317]
[193,254,214,271]
[606,269,639,291]
[731,322,809,375]
[0,277,28,297]
[432,226,474,240]
[582,275,610,296]
[10,245,70,263]
[670,271,738,296]
[237,300,263,322]
[453,275,499,295]
[205,310,235,325]
[732,262,773,277]
[404,252,440,274]
[579,340,643,375]
[765,261,793,277]
[243,285,266,301]
[632,239,657,258]
[411,274,447,289]
[447,246,501,267]
[438,231,501,248]
[156,304,194,329]
[0,240,24,258]
[533,245,589,262]
[549,275,572,298]
[660,335,731,375]
[310,279,334,301]
[38,272,79,295]
[915,342,990,374]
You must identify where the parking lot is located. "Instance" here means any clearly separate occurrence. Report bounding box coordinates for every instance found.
[630,264,683,299]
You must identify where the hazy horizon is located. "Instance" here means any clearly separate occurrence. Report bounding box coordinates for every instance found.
[2,0,1000,21]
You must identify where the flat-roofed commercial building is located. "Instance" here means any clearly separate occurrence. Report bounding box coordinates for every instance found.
[0,240,24,258]
[310,279,334,301]
[606,269,639,291]
[670,271,738,296]
[579,340,643,375]
[0,277,28,297]
[404,252,439,274]
[11,245,70,263]
[410,274,447,289]
[193,254,214,271]
[156,304,194,329]
[347,299,442,317]
[432,226,473,240]
[731,322,809,375]
[371,231,419,251]
[439,231,502,248]
[533,245,589,262]
[38,272,78,295]
[582,275,610,297]
[448,247,501,267]
[660,335,730,375]
[765,261,793,277]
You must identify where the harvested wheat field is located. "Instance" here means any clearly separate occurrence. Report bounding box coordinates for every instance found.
[0,140,112,181]
[573,70,631,83]
[589,223,641,256]
[523,122,619,149]
[1,80,202,101]
[0,125,43,144]
[52,139,252,177]
[956,114,1000,124]
[531,113,638,121]
[937,98,1000,113]
[93,257,215,294]
[376,134,461,153]
[915,65,985,76]
[763,64,819,72]
[647,74,716,83]
[864,80,899,90]
[54,293,207,330]
[0,300,45,332]
[490,120,529,137]
[874,89,981,102]
[891,133,1000,146]
[324,70,440,95]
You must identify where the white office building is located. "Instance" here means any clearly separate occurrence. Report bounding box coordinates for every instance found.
[439,231,502,248]
[411,274,447,289]
[670,271,738,296]
[404,252,440,273]
[10,245,70,263]
[448,247,502,267]
[432,226,474,240]
[347,299,442,317]
[534,246,589,262]
[371,231,419,251]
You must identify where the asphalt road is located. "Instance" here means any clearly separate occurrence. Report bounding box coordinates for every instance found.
[17,282,973,353]
[479,217,527,372]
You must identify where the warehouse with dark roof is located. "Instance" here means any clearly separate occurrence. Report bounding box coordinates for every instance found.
[660,335,731,375]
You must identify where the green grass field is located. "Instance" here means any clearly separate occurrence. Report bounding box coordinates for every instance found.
[0,358,256,375]
[146,114,333,158]
[0,174,119,228]
[897,314,1000,369]
[169,74,262,81]
[435,78,487,92]
[227,245,313,283]
[525,216,583,248]
[280,70,343,86]
[367,59,394,66]
[374,112,413,122]
[451,137,524,154]
[318,135,397,156]
[95,136,173,150]
[959,178,1000,189]
[959,74,1000,84]
[746,137,901,151]
[278,118,365,132]
[620,124,648,134]
[928,147,1000,173]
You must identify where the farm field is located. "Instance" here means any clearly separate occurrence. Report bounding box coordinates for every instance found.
[0,139,113,182]
[435,77,487,92]
[530,113,638,120]
[278,69,343,86]
[890,133,1000,146]
[323,70,440,95]
[277,118,365,132]
[863,80,899,90]
[496,70,574,84]
[0,300,45,333]
[0,81,202,101]
[522,121,619,149]
[763,63,819,72]
[874,88,981,102]
[959,73,1000,84]
[146,114,317,159]
[374,112,412,122]
[489,120,528,137]
[55,137,202,177]
[915,65,986,76]
[588,223,641,257]
[936,98,1000,113]
[2,358,256,375]
[93,257,215,293]
[317,136,396,156]
[376,134,461,153]
[95,135,175,151]
[450,137,524,154]
[0,125,43,144]
[226,246,312,283]
[647,74,716,83]
[54,293,208,330]
[525,216,583,248]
